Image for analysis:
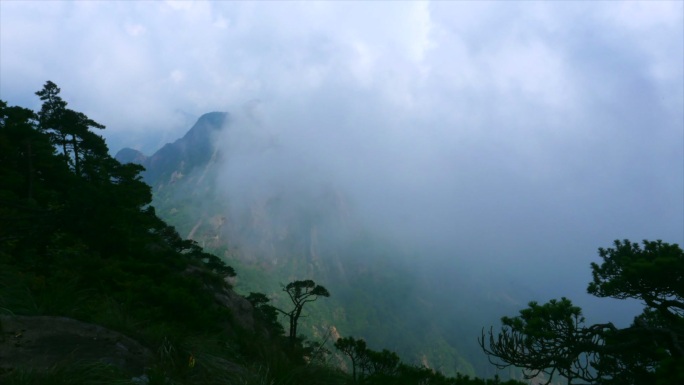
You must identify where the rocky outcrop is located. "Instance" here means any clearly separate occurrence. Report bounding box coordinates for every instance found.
[0,315,152,376]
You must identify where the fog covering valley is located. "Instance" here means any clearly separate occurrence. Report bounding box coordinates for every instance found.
[2,0,683,379]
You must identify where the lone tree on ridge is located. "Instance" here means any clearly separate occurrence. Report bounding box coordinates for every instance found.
[276,279,330,346]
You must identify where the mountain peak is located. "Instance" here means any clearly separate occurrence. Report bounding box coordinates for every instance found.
[114,147,147,165]
[183,112,228,139]
[198,111,227,125]
[117,112,229,185]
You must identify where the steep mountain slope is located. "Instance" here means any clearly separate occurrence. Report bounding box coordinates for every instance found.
[3,84,528,384]
[115,113,521,377]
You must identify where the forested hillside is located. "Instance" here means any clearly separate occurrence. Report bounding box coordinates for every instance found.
[0,82,528,384]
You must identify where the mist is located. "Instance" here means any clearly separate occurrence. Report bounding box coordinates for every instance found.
[3,0,683,329]
[212,24,682,326]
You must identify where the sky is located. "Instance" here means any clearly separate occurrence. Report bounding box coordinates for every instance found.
[2,1,683,323]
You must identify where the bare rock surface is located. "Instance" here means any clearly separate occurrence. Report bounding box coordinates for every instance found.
[0,315,152,376]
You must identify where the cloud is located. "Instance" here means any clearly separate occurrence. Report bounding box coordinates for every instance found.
[124,23,146,37]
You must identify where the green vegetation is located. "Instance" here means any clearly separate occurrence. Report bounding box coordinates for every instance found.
[334,335,524,385]
[480,239,684,385]
[1,82,523,384]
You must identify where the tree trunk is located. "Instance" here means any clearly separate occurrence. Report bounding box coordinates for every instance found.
[26,140,33,200]
[71,134,80,176]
